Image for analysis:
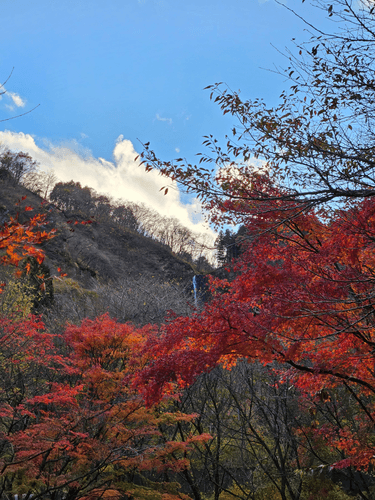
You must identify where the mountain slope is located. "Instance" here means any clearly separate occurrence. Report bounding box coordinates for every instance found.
[0,181,195,288]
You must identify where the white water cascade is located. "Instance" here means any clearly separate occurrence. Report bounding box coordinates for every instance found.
[192,275,208,308]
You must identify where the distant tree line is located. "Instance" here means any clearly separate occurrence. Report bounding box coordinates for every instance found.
[215,226,248,267]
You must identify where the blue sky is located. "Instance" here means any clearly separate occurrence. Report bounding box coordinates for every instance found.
[0,0,329,243]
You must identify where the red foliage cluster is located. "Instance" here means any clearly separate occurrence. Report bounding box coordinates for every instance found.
[0,313,205,499]
[137,192,375,469]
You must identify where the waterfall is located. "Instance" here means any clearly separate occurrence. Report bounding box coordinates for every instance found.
[192,275,208,307]
[193,275,198,307]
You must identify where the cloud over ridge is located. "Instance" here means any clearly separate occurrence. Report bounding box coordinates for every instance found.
[0,130,216,244]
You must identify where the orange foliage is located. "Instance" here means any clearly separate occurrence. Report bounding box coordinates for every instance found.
[0,199,55,270]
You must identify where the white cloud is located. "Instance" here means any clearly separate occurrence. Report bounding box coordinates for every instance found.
[0,130,216,250]
[0,86,27,111]
[8,92,26,108]
[175,147,180,153]
[156,113,172,124]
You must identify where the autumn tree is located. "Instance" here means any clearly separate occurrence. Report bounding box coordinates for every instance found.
[135,0,375,476]
[140,0,375,225]
[0,198,55,270]
[138,194,375,476]
[0,313,207,500]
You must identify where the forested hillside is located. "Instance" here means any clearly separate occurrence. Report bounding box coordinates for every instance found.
[0,158,218,327]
